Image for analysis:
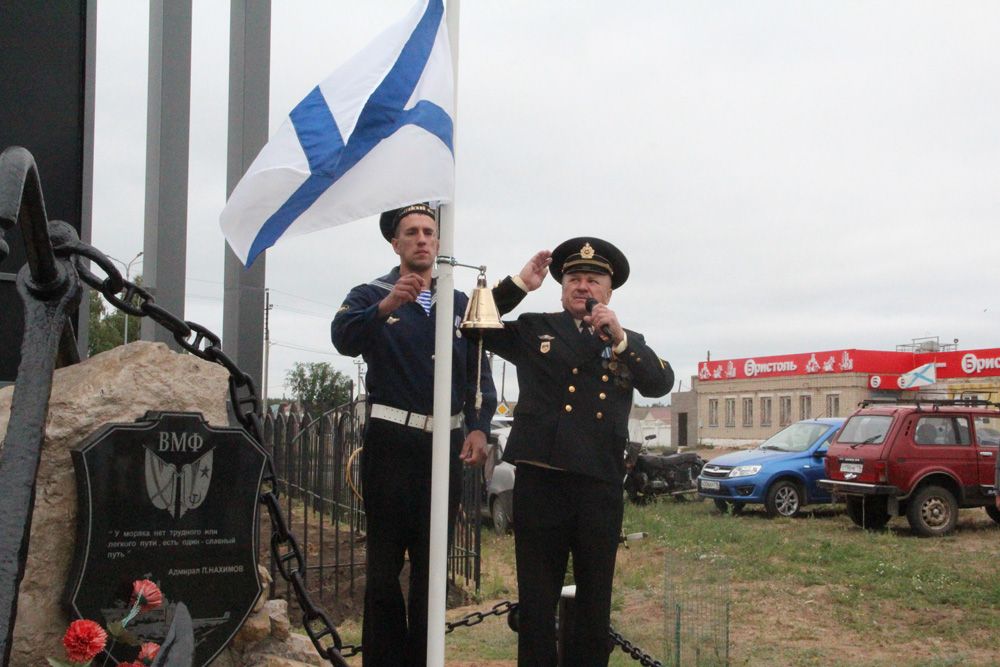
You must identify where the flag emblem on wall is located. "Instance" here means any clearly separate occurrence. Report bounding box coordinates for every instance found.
[897,362,937,389]
[220,0,454,265]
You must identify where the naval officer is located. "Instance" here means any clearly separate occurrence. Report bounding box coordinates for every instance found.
[485,237,674,667]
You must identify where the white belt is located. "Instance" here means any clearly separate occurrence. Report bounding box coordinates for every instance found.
[370,404,464,432]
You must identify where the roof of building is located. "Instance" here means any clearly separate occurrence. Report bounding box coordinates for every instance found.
[631,405,672,423]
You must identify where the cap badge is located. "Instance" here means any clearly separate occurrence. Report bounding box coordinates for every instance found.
[580,243,595,259]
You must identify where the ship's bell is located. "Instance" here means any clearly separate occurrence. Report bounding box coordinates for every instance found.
[461,273,503,330]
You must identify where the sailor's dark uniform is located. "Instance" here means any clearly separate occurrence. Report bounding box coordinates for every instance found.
[331,266,501,667]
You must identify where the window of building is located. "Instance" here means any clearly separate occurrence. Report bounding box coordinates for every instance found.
[708,399,719,427]
[799,395,812,420]
[825,394,840,417]
[779,396,792,426]
[760,397,772,427]
[725,398,736,428]
[742,397,753,427]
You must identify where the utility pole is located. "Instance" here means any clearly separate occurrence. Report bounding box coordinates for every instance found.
[353,358,365,400]
[262,288,272,408]
[500,359,506,402]
[106,251,143,345]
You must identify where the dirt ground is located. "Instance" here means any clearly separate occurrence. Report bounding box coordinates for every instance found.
[266,445,1000,666]
[445,513,1000,667]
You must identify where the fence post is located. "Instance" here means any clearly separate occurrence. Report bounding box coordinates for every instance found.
[556,585,576,666]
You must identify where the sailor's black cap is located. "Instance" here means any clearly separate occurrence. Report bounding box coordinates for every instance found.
[379,203,437,241]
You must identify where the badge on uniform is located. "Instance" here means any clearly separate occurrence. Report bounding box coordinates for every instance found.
[538,334,553,354]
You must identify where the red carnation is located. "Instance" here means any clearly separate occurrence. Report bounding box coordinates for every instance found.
[131,579,163,612]
[137,641,160,664]
[62,618,107,663]
[118,662,144,667]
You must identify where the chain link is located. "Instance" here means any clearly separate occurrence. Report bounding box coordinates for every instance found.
[609,626,665,667]
[445,600,517,633]
[54,238,353,666]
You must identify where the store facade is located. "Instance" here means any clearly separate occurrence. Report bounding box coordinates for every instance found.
[671,346,1000,447]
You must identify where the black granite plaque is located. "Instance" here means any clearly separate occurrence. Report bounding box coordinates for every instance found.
[67,412,266,666]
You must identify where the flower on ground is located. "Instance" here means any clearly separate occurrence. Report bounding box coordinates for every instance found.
[137,642,160,664]
[62,619,107,663]
[130,579,163,612]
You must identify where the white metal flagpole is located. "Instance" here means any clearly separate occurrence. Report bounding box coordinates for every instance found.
[427,1,461,665]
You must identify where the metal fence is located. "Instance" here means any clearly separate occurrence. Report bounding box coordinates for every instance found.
[258,400,483,618]
[663,551,730,666]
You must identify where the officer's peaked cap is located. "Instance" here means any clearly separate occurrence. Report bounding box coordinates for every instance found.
[550,236,629,289]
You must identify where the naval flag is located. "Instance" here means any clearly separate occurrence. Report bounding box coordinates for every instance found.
[220,0,454,265]
[898,362,937,389]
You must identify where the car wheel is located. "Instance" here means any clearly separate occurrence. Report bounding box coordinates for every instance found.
[985,504,1000,525]
[713,499,744,515]
[906,485,958,537]
[765,480,801,518]
[491,490,513,535]
[845,496,890,530]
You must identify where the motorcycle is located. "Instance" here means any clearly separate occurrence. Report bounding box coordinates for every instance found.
[623,435,705,504]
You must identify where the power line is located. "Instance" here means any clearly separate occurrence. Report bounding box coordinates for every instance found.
[270,341,350,357]
[187,276,337,309]
[271,304,330,318]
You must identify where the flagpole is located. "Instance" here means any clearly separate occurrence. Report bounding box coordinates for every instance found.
[428,1,460,665]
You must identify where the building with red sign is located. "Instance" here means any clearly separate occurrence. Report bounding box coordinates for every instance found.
[670,341,1000,447]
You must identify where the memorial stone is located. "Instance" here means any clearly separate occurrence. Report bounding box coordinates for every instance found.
[67,411,267,666]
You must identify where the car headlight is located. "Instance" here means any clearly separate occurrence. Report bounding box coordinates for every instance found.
[728,465,762,478]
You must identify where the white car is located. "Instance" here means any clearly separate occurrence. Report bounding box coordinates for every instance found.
[483,419,515,534]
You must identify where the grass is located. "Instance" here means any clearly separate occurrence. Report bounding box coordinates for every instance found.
[438,500,1000,666]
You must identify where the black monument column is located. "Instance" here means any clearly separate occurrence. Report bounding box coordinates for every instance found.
[0,0,95,385]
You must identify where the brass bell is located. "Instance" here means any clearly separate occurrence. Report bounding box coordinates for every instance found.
[461,272,503,330]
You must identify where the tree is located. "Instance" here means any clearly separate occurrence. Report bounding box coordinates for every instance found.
[284,362,353,412]
[87,287,141,356]
[87,275,144,356]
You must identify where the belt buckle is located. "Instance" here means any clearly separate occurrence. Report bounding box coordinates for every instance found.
[407,413,429,431]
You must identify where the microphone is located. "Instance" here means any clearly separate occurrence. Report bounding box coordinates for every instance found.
[584,298,613,339]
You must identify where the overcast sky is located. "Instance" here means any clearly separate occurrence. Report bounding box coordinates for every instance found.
[90,1,1000,403]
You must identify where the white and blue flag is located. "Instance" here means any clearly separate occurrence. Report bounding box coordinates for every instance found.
[221,0,454,266]
[897,362,937,389]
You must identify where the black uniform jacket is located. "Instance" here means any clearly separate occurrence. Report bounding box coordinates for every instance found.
[483,304,674,485]
[331,267,515,433]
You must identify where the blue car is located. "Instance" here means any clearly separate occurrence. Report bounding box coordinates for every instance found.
[697,418,845,517]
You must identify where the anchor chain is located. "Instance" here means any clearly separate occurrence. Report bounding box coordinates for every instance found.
[54,239,351,667]
[445,600,517,633]
[609,626,665,667]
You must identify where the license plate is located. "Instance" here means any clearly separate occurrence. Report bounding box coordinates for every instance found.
[700,479,720,491]
[840,463,863,474]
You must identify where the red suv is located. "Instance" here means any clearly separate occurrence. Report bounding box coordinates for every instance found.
[819,398,1000,536]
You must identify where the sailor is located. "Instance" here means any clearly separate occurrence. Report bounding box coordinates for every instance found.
[331,203,549,666]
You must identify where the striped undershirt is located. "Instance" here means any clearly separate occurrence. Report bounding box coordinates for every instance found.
[416,290,432,315]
